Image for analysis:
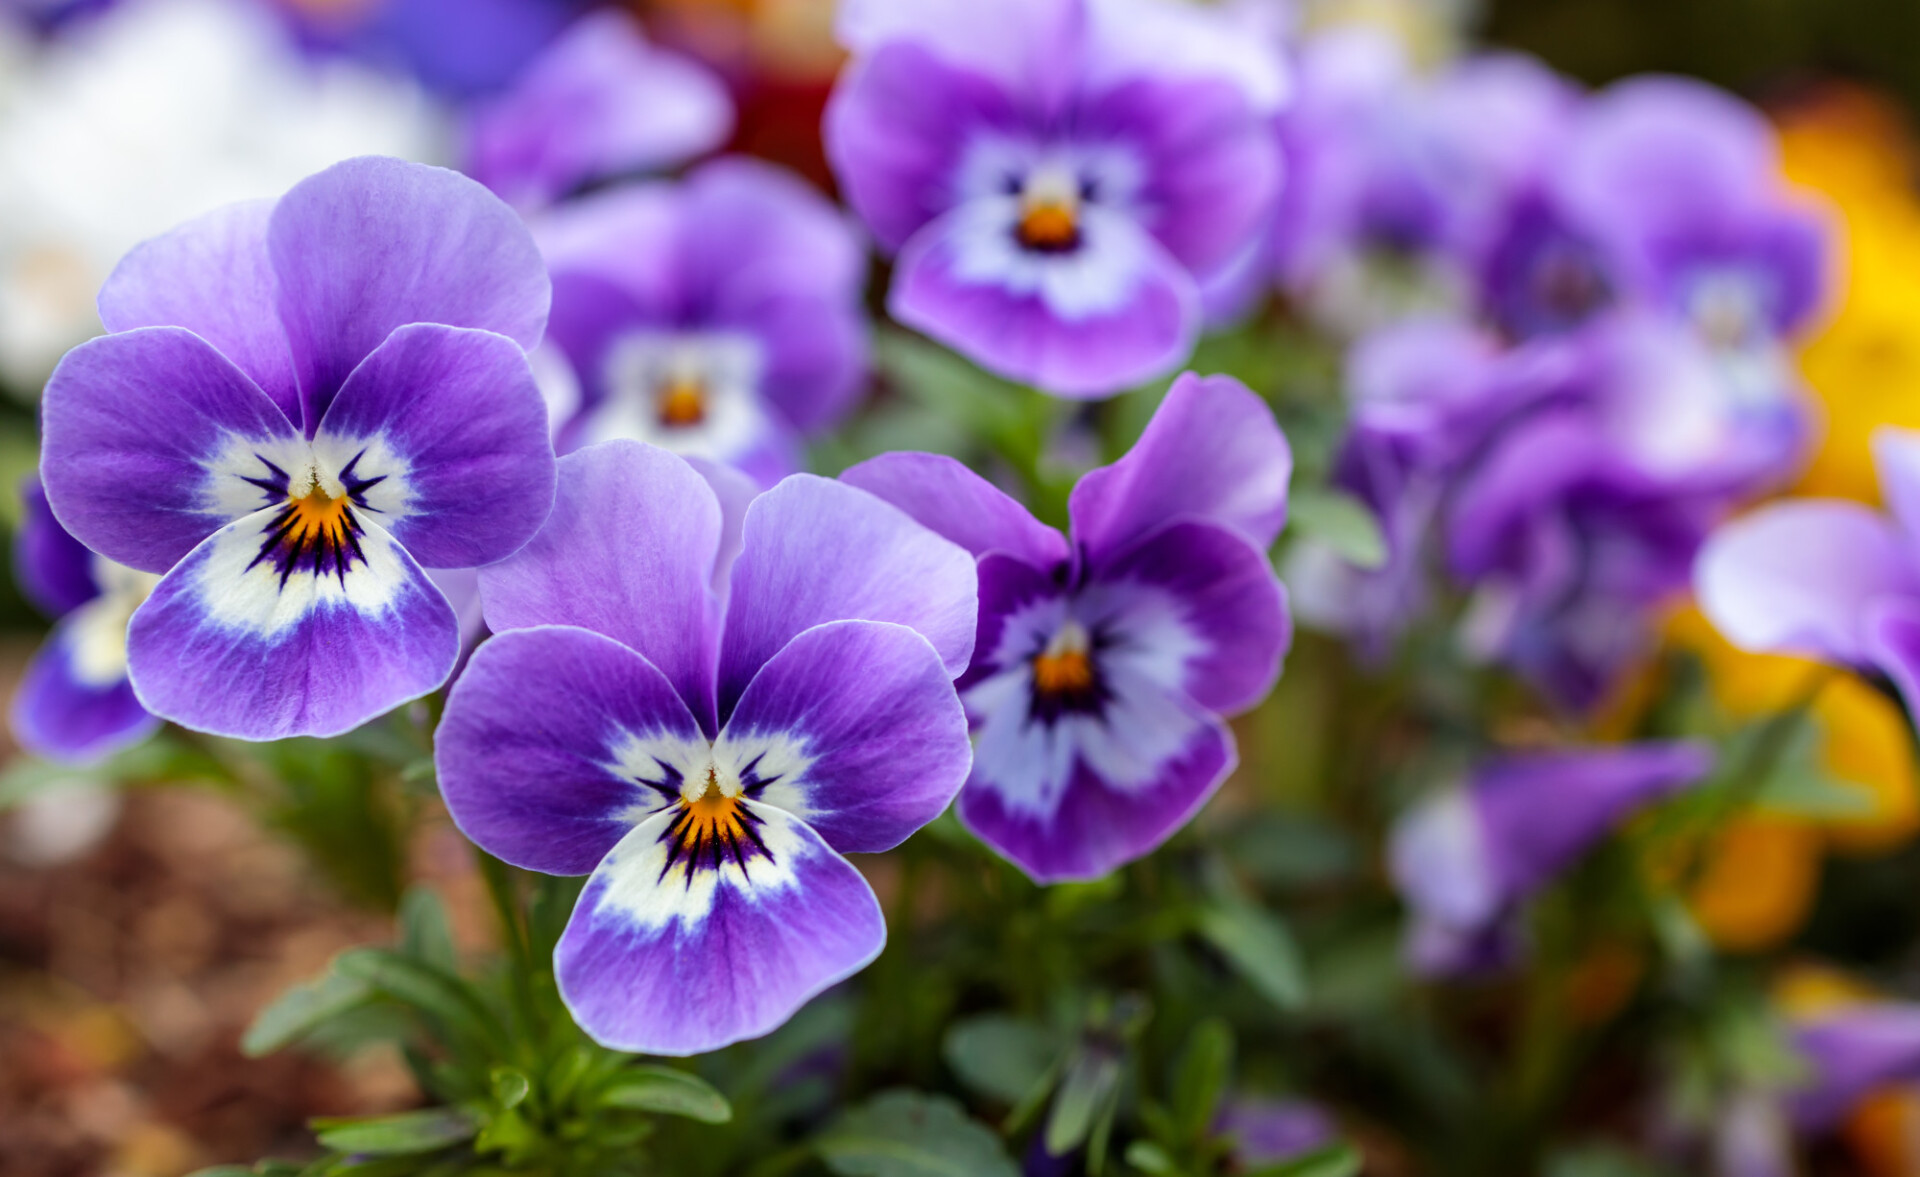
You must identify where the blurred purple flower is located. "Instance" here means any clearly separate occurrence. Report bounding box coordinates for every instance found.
[1388,741,1712,977]
[38,157,557,740]
[288,0,587,99]
[9,479,158,763]
[825,0,1286,397]
[537,156,869,485]
[465,10,734,210]
[1787,1003,1920,1131]
[845,373,1291,882]
[436,441,976,1054]
[1214,1096,1336,1167]
[1697,428,1920,717]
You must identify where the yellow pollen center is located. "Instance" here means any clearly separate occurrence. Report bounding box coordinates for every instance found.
[1033,647,1094,693]
[1017,201,1081,252]
[658,378,708,428]
[285,486,353,548]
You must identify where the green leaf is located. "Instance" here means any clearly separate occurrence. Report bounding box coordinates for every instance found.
[599,1065,732,1123]
[1286,489,1387,570]
[333,948,504,1055]
[311,1108,476,1155]
[242,965,373,1058]
[1247,1143,1363,1177]
[1123,1141,1175,1174]
[1171,1018,1234,1141]
[873,329,1028,442]
[1197,899,1309,1011]
[490,1066,531,1111]
[817,1090,1020,1177]
[1045,1049,1123,1157]
[398,886,457,972]
[943,1014,1060,1104]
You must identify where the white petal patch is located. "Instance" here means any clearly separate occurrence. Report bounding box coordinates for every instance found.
[603,725,728,823]
[202,430,314,520]
[716,727,818,826]
[190,509,420,637]
[202,429,415,526]
[1387,787,1498,929]
[309,429,414,521]
[586,798,810,933]
[582,330,777,464]
[64,555,160,687]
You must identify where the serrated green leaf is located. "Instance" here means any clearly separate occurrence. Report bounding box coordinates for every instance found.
[943,1015,1059,1104]
[1286,489,1386,570]
[1198,899,1308,1011]
[1171,1018,1234,1141]
[817,1090,1020,1177]
[311,1108,476,1155]
[599,1065,732,1123]
[1247,1143,1362,1177]
[241,966,373,1058]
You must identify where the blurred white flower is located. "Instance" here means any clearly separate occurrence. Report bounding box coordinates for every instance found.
[0,0,447,394]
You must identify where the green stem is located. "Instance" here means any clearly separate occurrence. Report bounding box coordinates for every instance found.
[478,850,542,1046]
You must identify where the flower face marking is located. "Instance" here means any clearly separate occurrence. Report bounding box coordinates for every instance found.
[637,750,787,886]
[1012,164,1086,255]
[243,452,388,589]
[585,331,772,460]
[1029,618,1107,722]
[656,376,708,428]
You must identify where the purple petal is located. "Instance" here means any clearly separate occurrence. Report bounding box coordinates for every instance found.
[890,206,1200,399]
[14,479,98,619]
[1214,1098,1336,1168]
[1388,788,1500,931]
[40,326,302,574]
[1098,520,1290,716]
[1695,500,1920,666]
[961,674,1233,882]
[1069,372,1291,559]
[315,323,556,569]
[722,620,971,854]
[11,612,157,765]
[437,625,705,877]
[1868,598,1920,724]
[268,157,550,426]
[1874,427,1920,543]
[718,475,977,717]
[1472,741,1713,902]
[465,11,733,209]
[839,452,1070,569]
[96,199,302,422]
[480,441,725,732]
[556,801,884,1055]
[125,513,457,740]
[1789,1004,1920,1130]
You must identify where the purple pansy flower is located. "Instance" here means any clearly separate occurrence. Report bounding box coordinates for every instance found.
[1388,741,1712,977]
[465,9,735,211]
[537,157,869,485]
[9,479,158,763]
[825,0,1286,397]
[435,440,977,1055]
[1786,1003,1920,1131]
[1214,1097,1336,1167]
[37,156,557,741]
[844,373,1291,882]
[1698,428,1920,716]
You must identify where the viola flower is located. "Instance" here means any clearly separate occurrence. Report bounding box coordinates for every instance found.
[9,478,158,763]
[1787,1003,1920,1131]
[38,156,557,741]
[436,441,977,1054]
[1698,427,1920,717]
[465,9,734,210]
[1214,1097,1337,1168]
[844,373,1291,882]
[537,156,868,485]
[1387,741,1712,977]
[825,0,1286,397]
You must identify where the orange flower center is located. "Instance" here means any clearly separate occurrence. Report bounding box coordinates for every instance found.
[1017,201,1081,253]
[659,771,768,883]
[657,377,708,428]
[1032,647,1094,694]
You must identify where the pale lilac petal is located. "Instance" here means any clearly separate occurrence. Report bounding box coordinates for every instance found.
[1868,598,1920,723]
[718,475,977,717]
[1789,1005,1920,1130]
[1874,427,1920,543]
[15,479,98,620]
[1081,0,1288,113]
[557,802,884,1055]
[1695,501,1920,666]
[1099,521,1290,716]
[96,200,301,422]
[40,327,302,574]
[465,11,733,208]
[437,625,705,876]
[686,455,758,601]
[721,620,971,854]
[11,612,156,765]
[268,157,550,425]
[1069,373,1292,558]
[480,441,725,732]
[834,0,1075,127]
[1388,788,1499,931]
[315,323,556,569]
[840,452,1070,569]
[890,206,1199,398]
[125,513,457,740]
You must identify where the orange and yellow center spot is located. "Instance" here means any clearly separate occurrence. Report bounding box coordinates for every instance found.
[1017,201,1081,253]
[659,772,770,882]
[1033,647,1094,694]
[657,377,708,428]
[285,487,354,551]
